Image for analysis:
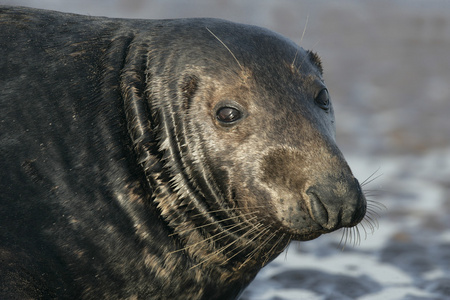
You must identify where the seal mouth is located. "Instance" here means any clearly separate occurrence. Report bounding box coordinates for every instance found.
[277,220,327,242]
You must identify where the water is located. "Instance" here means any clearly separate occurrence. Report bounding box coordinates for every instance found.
[3,0,449,298]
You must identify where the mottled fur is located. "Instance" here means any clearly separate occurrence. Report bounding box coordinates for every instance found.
[0,6,366,299]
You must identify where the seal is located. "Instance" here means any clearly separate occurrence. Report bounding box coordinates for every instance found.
[0,6,367,299]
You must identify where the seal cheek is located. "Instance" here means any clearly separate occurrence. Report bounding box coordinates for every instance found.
[259,149,319,235]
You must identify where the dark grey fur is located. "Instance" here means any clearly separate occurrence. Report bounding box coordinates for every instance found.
[0,6,366,299]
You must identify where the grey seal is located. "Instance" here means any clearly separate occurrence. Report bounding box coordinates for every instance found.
[0,6,366,299]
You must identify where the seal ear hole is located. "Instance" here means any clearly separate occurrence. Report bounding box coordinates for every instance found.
[314,88,330,111]
[181,75,199,110]
[307,50,323,75]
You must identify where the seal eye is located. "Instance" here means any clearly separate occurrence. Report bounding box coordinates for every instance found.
[216,107,242,123]
[315,88,330,111]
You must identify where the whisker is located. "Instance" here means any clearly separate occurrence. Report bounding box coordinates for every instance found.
[299,14,309,45]
[361,198,385,236]
[240,229,277,269]
[346,228,351,249]
[211,206,265,216]
[291,14,310,68]
[348,227,354,247]
[367,199,387,211]
[222,228,270,267]
[244,229,275,260]
[349,227,354,247]
[263,232,286,266]
[354,226,361,246]
[291,51,299,69]
[169,216,258,254]
[295,240,302,252]
[360,167,383,186]
[169,211,258,236]
[360,170,385,235]
[188,206,266,219]
[338,228,346,248]
[365,208,381,223]
[339,227,350,251]
[363,213,379,230]
[364,191,383,198]
[283,236,293,261]
[366,203,381,214]
[361,215,375,233]
[168,205,265,225]
[169,225,239,255]
[189,223,263,269]
[206,27,244,71]
[358,222,368,240]
[366,204,380,213]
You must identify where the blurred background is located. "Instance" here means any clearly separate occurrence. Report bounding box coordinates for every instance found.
[2,0,449,299]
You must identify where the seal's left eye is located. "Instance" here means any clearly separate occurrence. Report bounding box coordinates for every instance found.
[216,107,242,123]
[315,88,330,111]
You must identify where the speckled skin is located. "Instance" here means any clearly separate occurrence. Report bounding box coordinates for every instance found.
[0,6,366,299]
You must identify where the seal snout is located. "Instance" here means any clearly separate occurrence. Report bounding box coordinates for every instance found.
[306,178,367,231]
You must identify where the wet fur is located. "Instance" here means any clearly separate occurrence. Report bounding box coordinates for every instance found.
[0,6,367,299]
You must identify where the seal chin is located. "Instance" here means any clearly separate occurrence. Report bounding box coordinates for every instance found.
[295,231,323,241]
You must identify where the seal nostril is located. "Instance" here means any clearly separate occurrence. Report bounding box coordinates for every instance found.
[307,191,328,228]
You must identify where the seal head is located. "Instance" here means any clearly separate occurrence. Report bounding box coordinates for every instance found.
[122,19,367,276]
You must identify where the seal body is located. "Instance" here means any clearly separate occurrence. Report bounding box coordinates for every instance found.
[0,6,366,299]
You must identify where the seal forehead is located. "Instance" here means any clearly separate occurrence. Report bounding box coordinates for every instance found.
[163,19,320,80]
